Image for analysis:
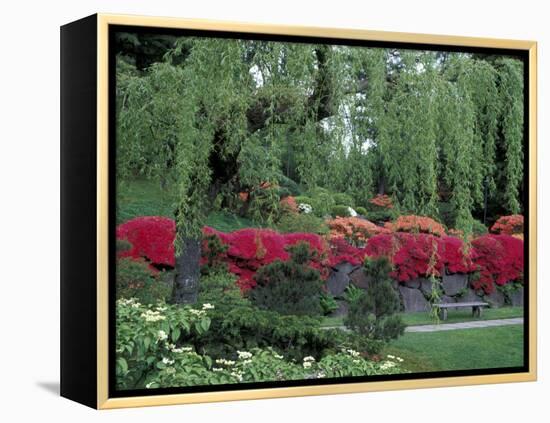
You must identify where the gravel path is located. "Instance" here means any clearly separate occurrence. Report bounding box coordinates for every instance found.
[322,317,524,333]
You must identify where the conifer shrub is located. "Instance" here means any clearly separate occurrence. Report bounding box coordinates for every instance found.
[344,257,405,354]
[248,242,325,316]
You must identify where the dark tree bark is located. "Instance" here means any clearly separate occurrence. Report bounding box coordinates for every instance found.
[172,235,202,304]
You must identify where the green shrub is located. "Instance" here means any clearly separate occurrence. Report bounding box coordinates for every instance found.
[295,195,314,206]
[365,208,395,222]
[200,234,229,275]
[320,292,339,315]
[333,193,354,207]
[307,188,335,217]
[248,242,324,317]
[277,174,302,196]
[194,304,345,360]
[276,187,292,199]
[473,219,488,236]
[276,213,329,235]
[115,298,215,390]
[343,284,364,304]
[355,206,367,216]
[344,257,405,354]
[115,300,406,390]
[331,204,351,217]
[198,270,249,310]
[116,258,171,304]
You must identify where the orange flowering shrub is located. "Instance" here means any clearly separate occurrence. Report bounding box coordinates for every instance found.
[385,215,446,237]
[491,214,524,236]
[279,196,298,214]
[327,216,390,246]
[369,194,393,209]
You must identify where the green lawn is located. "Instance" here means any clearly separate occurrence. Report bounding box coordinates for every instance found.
[117,178,264,232]
[321,306,523,328]
[117,178,176,224]
[385,325,524,372]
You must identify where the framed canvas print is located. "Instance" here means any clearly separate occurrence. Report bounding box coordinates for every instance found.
[60,13,537,409]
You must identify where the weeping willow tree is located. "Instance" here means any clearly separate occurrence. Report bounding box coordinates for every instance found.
[116,33,524,304]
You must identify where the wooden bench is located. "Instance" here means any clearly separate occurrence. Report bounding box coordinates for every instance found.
[434,301,489,321]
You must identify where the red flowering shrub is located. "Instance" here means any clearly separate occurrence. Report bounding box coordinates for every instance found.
[327,237,367,266]
[116,216,176,267]
[369,194,394,209]
[491,214,524,235]
[327,216,390,246]
[202,227,329,290]
[362,233,476,282]
[385,215,446,237]
[470,234,524,294]
[280,196,298,214]
[440,236,476,274]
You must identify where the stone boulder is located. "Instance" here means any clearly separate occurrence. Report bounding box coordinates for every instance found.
[442,272,468,296]
[510,287,524,306]
[455,288,483,303]
[485,289,506,308]
[398,285,429,312]
[402,277,424,289]
[419,278,438,296]
[327,269,350,297]
[349,267,370,289]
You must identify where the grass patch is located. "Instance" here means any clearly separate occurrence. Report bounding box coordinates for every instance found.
[385,324,524,372]
[321,306,523,328]
[116,178,265,232]
[206,211,262,232]
[117,178,176,224]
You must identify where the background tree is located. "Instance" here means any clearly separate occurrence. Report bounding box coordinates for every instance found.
[116,33,525,304]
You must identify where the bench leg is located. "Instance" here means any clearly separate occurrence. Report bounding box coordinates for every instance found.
[439,308,448,321]
[472,306,481,318]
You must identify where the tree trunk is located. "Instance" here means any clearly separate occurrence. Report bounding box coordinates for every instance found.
[172,236,202,304]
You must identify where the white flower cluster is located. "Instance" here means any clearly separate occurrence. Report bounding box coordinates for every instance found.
[189,308,206,317]
[380,361,396,371]
[145,382,156,389]
[212,367,223,372]
[298,203,313,214]
[171,346,193,354]
[215,358,236,366]
[345,348,361,358]
[387,354,404,363]
[202,303,215,310]
[273,353,284,360]
[237,350,253,360]
[140,309,166,322]
[118,298,139,307]
[230,370,243,382]
[303,356,316,369]
[155,306,167,312]
[348,207,357,217]
[157,330,168,341]
[162,357,175,365]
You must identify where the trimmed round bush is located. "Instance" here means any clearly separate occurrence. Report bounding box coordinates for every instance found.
[355,206,367,216]
[333,193,354,207]
[331,204,351,218]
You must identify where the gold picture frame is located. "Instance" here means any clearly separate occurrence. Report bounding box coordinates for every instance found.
[60,13,537,409]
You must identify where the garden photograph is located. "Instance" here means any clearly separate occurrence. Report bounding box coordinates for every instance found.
[113,30,526,392]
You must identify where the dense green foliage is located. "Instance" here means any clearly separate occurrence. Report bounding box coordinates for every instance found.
[116,37,524,237]
[248,242,325,316]
[116,258,171,304]
[344,257,405,353]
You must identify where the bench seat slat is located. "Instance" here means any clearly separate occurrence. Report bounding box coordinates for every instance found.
[436,302,488,308]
